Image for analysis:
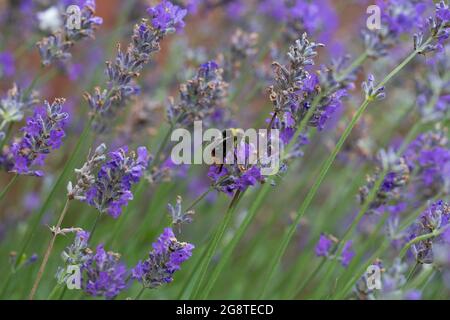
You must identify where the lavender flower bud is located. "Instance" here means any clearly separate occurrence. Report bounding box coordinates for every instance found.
[56,230,91,285]
[132,228,194,289]
[220,28,259,81]
[167,196,195,232]
[403,127,450,199]
[408,200,450,264]
[67,143,107,201]
[147,0,187,33]
[362,74,386,101]
[1,99,68,176]
[359,149,410,213]
[314,234,354,267]
[84,244,128,299]
[83,146,150,218]
[362,0,431,59]
[87,1,187,131]
[415,1,450,54]
[167,61,229,128]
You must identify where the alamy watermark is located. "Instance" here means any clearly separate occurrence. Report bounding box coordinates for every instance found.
[61,265,81,290]
[66,5,82,30]
[365,264,382,290]
[366,5,382,30]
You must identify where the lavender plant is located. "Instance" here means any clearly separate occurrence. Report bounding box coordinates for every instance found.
[2,0,450,302]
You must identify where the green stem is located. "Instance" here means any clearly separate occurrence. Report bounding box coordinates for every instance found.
[58,286,67,300]
[0,122,13,151]
[14,120,92,270]
[29,198,71,300]
[176,246,208,299]
[199,183,271,299]
[88,211,103,243]
[336,52,368,82]
[135,287,146,300]
[185,187,214,212]
[0,174,18,202]
[399,226,449,260]
[259,98,371,299]
[189,190,243,299]
[405,262,420,283]
[47,284,63,300]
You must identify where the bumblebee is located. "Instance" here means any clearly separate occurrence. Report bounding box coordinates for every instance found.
[210,128,245,172]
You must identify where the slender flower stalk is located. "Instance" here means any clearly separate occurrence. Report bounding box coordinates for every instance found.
[189,190,242,299]
[28,199,70,300]
[258,31,442,298]
[28,143,107,299]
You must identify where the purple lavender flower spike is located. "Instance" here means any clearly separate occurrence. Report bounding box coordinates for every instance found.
[147,0,187,31]
[37,1,103,66]
[57,230,127,299]
[363,0,433,59]
[1,99,68,176]
[132,228,194,289]
[83,146,150,218]
[84,244,128,299]
[167,61,229,129]
[403,127,450,199]
[414,1,450,54]
[86,1,187,131]
[359,149,410,213]
[267,33,354,166]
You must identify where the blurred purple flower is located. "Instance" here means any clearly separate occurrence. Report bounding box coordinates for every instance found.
[341,241,355,267]
[0,51,15,77]
[315,234,333,257]
[147,0,187,31]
